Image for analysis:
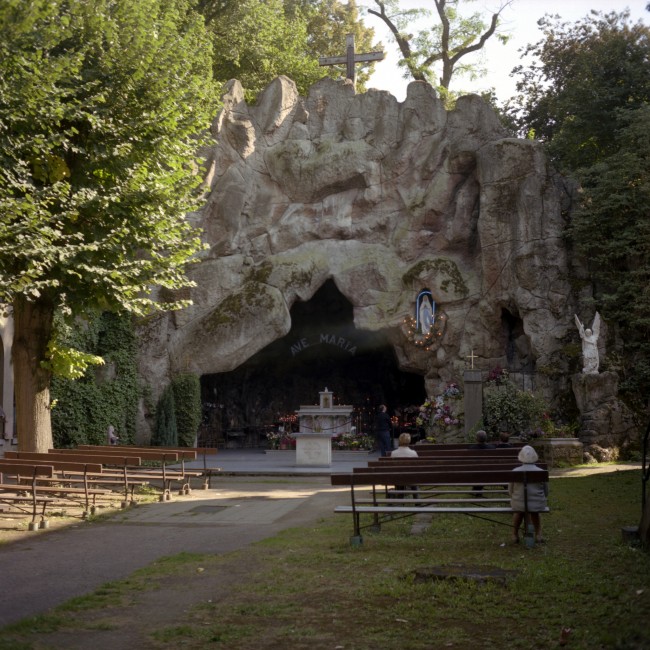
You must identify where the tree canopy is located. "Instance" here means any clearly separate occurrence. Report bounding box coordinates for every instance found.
[197,0,378,100]
[366,0,511,92]
[508,10,650,173]
[0,0,218,450]
[508,10,650,409]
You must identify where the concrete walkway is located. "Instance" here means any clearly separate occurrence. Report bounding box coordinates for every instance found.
[0,449,372,628]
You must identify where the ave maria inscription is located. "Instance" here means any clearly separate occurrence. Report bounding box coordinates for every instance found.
[291,333,357,357]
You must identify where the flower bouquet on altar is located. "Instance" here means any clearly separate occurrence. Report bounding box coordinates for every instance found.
[417,383,463,442]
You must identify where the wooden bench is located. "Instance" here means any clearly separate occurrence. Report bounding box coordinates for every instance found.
[409,448,522,458]
[0,460,57,528]
[412,443,524,451]
[52,447,205,500]
[77,444,221,489]
[3,453,122,514]
[331,468,550,544]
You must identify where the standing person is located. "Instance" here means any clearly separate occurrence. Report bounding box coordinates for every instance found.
[391,432,418,458]
[509,445,548,544]
[107,425,119,446]
[374,404,392,457]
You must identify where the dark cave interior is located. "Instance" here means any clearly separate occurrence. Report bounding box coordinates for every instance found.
[200,280,426,445]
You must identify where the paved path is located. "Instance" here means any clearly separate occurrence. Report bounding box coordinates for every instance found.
[0,472,348,628]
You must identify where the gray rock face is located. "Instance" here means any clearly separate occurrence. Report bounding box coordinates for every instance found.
[136,76,619,444]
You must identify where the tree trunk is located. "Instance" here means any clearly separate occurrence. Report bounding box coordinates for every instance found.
[12,295,55,452]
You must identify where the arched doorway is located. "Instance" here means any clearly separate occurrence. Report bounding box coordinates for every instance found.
[200,280,425,447]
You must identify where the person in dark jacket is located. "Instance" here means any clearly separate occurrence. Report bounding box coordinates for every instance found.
[374,404,392,457]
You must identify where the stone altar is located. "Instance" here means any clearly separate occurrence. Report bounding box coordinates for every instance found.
[294,388,353,466]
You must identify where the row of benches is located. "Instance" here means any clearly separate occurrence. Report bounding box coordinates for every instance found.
[330,444,549,544]
[0,445,220,530]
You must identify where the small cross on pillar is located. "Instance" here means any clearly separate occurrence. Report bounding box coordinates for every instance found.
[466,349,479,369]
[319,34,385,88]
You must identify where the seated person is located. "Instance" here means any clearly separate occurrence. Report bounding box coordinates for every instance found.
[509,445,549,544]
[470,429,495,449]
[496,431,512,447]
[470,429,495,496]
[391,433,418,496]
[391,433,419,458]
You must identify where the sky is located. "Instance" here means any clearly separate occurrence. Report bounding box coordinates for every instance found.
[363,0,650,103]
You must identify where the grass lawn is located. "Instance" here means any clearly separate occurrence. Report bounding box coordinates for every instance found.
[0,469,649,649]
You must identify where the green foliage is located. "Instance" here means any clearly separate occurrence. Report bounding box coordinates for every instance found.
[170,374,202,447]
[507,10,650,173]
[367,0,510,91]
[51,313,139,447]
[198,0,377,100]
[152,386,178,447]
[0,0,217,318]
[482,380,546,438]
[44,341,104,381]
[0,0,217,449]
[570,106,650,404]
[285,0,378,91]
[508,9,650,410]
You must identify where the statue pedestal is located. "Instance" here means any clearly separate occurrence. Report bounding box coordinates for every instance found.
[293,432,333,467]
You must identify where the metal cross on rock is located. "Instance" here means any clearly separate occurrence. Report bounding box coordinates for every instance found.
[318,34,385,88]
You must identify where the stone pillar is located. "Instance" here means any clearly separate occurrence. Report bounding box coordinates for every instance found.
[464,369,483,435]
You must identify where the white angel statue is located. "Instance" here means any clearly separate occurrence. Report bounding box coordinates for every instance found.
[574,312,601,374]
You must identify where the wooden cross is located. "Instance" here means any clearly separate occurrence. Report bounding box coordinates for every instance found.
[466,349,478,369]
[318,34,385,88]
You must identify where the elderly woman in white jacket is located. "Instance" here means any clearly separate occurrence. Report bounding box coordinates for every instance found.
[509,445,548,544]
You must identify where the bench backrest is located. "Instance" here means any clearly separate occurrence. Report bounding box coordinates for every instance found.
[413,443,523,451]
[363,461,547,472]
[3,453,104,473]
[331,469,549,487]
[77,445,198,460]
[6,450,130,474]
[377,456,525,465]
[49,448,178,463]
[413,448,521,457]
[0,460,55,478]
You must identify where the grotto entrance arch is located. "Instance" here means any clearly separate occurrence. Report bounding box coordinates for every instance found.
[199,280,426,448]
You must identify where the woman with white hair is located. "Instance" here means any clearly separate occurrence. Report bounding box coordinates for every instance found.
[509,445,548,544]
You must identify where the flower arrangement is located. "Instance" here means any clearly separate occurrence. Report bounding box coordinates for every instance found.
[266,431,294,449]
[331,431,374,451]
[486,365,510,385]
[416,383,462,439]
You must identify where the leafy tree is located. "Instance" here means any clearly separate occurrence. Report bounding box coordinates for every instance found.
[198,0,378,99]
[509,11,650,409]
[171,373,202,447]
[366,0,511,92]
[0,0,218,452]
[152,385,178,447]
[287,0,379,90]
[507,10,650,172]
[569,106,650,405]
